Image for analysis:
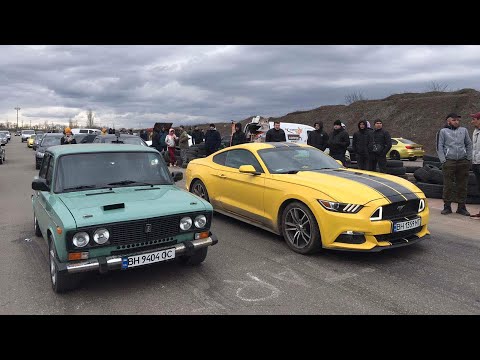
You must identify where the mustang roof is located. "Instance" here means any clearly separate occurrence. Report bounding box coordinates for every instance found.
[227,142,309,151]
[45,144,158,156]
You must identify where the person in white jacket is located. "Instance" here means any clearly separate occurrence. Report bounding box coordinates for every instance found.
[470,112,480,218]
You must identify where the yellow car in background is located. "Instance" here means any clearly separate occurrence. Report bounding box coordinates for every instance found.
[387,138,424,161]
[27,134,36,148]
[186,142,430,254]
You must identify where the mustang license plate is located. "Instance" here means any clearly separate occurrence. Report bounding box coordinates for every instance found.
[122,248,175,269]
[393,218,421,232]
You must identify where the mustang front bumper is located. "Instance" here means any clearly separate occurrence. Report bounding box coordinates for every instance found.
[56,234,218,274]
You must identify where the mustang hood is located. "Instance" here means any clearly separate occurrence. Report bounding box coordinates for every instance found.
[57,185,209,228]
[274,169,423,204]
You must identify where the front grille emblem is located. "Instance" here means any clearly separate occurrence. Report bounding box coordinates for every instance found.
[145,224,152,233]
[397,205,406,212]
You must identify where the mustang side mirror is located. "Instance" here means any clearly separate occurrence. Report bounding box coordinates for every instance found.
[171,171,183,182]
[32,177,50,191]
[239,165,260,175]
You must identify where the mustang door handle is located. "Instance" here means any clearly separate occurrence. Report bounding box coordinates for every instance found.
[217,174,226,178]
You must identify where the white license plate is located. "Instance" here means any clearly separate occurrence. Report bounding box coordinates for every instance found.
[393,218,421,232]
[122,248,175,269]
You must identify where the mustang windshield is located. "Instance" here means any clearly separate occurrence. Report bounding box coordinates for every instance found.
[54,152,173,193]
[258,147,342,174]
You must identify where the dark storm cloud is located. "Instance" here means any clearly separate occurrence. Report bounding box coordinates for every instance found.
[1,45,480,128]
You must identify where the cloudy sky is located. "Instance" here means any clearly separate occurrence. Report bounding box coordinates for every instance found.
[1,45,479,129]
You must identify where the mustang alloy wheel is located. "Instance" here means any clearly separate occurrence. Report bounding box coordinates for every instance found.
[282,201,321,254]
[191,180,210,202]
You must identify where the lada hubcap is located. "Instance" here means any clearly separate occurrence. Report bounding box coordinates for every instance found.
[50,249,56,285]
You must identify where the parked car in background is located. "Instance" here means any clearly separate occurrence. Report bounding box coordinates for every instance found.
[0,134,6,164]
[92,134,148,146]
[387,138,424,161]
[70,128,101,135]
[186,142,429,254]
[0,130,11,142]
[74,133,97,144]
[27,134,36,148]
[33,132,45,150]
[21,129,35,142]
[35,133,64,169]
[15,131,21,136]
[32,144,218,293]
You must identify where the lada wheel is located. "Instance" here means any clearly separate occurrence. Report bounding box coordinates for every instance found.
[34,214,42,237]
[49,237,75,294]
[281,202,321,254]
[191,180,210,202]
[180,247,208,266]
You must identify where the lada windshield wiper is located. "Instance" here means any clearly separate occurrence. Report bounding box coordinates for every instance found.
[107,180,155,187]
[63,185,99,191]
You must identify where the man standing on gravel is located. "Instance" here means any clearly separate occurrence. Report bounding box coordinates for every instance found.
[437,113,472,216]
[469,112,480,218]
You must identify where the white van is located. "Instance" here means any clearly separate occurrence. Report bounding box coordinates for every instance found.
[71,128,101,135]
[244,116,315,144]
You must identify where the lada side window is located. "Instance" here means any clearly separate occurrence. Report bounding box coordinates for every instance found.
[225,149,263,173]
[39,155,50,178]
[213,152,227,166]
[46,156,54,186]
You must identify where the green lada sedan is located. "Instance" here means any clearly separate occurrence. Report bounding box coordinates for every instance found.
[32,144,218,293]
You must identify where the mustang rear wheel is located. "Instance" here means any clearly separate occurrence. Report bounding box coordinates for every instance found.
[281,201,321,254]
[191,180,210,202]
[390,151,400,160]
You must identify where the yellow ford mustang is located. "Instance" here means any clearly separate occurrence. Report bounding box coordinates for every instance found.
[27,135,36,148]
[185,142,430,254]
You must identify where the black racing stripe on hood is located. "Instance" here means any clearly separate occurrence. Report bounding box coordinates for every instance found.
[332,170,419,201]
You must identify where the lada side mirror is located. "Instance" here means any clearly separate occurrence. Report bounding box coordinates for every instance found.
[32,177,50,191]
[171,171,183,182]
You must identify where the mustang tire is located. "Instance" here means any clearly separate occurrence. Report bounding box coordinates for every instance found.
[190,179,210,202]
[281,201,321,254]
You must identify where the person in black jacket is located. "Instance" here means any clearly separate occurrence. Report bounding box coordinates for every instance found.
[368,119,392,173]
[231,123,247,146]
[204,123,221,156]
[328,120,350,165]
[307,121,329,151]
[191,126,204,145]
[265,121,286,142]
[352,120,371,170]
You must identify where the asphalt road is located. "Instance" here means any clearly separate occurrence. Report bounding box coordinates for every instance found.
[1,138,479,314]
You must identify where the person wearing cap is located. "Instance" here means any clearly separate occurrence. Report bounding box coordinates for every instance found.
[470,112,480,218]
[328,120,350,166]
[437,113,473,216]
[61,127,77,145]
[367,119,391,173]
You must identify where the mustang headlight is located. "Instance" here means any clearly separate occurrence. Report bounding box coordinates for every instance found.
[180,217,192,230]
[418,199,426,213]
[93,228,110,244]
[318,200,363,213]
[194,215,207,228]
[36,152,44,158]
[72,232,90,248]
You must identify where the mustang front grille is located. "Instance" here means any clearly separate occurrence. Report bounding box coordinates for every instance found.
[381,199,421,220]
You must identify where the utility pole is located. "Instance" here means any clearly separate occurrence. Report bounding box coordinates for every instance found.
[14,106,20,131]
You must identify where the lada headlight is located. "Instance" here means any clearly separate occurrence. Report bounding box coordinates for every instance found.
[194,215,207,228]
[180,217,192,230]
[93,228,110,244]
[72,232,90,247]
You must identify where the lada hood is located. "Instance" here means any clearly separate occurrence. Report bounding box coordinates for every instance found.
[57,185,210,228]
[272,168,423,204]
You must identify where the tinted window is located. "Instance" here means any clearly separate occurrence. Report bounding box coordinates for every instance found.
[39,155,50,178]
[400,139,416,144]
[46,156,54,185]
[225,149,263,173]
[391,139,398,145]
[41,136,62,147]
[213,152,227,166]
[54,152,173,193]
[79,130,88,133]
[259,147,341,174]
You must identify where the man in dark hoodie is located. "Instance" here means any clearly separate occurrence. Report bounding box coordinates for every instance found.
[191,125,204,145]
[368,119,391,173]
[307,121,329,151]
[265,121,286,142]
[328,120,350,165]
[231,123,247,146]
[152,125,168,152]
[205,123,221,156]
[352,120,371,170]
